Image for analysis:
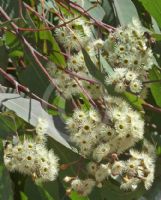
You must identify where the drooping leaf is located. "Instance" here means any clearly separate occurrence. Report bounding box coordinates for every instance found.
[113,0,139,26]
[0,93,71,149]
[102,0,118,26]
[0,44,8,69]
[151,17,161,34]
[24,178,53,200]
[99,54,114,76]
[0,141,14,200]
[153,33,161,41]
[20,192,28,200]
[139,0,161,28]
[0,111,23,138]
[101,180,145,200]
[18,46,55,100]
[70,191,89,200]
[149,66,161,107]
[39,26,66,66]
[82,48,106,84]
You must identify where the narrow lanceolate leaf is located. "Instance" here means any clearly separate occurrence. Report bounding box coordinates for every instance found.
[0,112,23,138]
[0,141,14,200]
[99,54,114,76]
[149,66,161,107]
[151,17,161,34]
[0,166,14,200]
[39,26,66,66]
[139,0,161,28]
[123,92,144,111]
[113,0,139,25]
[0,93,71,149]
[101,180,145,200]
[0,44,8,70]
[70,191,89,200]
[82,48,106,84]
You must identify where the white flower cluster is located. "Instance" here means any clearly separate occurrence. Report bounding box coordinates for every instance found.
[66,96,144,160]
[70,178,96,196]
[66,108,102,157]
[55,16,92,51]
[64,140,155,196]
[106,68,142,93]
[119,148,155,191]
[52,70,102,99]
[4,118,59,182]
[48,14,104,99]
[104,18,154,93]
[65,96,156,195]
[52,15,156,196]
[49,53,103,99]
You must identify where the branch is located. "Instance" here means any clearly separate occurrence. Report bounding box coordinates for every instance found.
[143,79,161,84]
[55,0,116,32]
[0,67,58,111]
[0,6,63,96]
[142,102,161,114]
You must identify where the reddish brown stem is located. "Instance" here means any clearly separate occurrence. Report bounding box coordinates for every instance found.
[0,67,58,110]
[74,77,97,107]
[143,102,161,114]
[55,0,115,32]
[0,6,63,96]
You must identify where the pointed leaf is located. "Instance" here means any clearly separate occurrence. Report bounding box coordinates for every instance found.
[113,0,139,25]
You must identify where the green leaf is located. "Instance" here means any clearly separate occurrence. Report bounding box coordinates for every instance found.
[4,31,18,46]
[24,178,47,200]
[0,93,71,148]
[139,0,161,28]
[102,0,117,26]
[123,92,144,111]
[99,54,114,76]
[42,181,60,200]
[156,146,161,155]
[82,48,106,84]
[24,175,60,200]
[0,44,8,69]
[113,0,139,26]
[39,27,66,66]
[151,17,161,34]
[9,50,24,58]
[0,140,14,200]
[18,46,55,100]
[70,191,89,200]
[4,31,21,53]
[101,180,145,200]
[149,66,161,107]
[1,0,19,18]
[0,111,23,138]
[152,33,161,41]
[143,177,161,200]
[20,192,28,200]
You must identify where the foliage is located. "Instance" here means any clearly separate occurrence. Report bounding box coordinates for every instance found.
[0,0,161,200]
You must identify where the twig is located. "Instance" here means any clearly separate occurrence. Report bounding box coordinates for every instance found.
[0,67,58,110]
[58,67,98,84]
[143,102,161,114]
[0,7,63,96]
[74,77,96,107]
[56,0,115,32]
[143,79,161,84]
